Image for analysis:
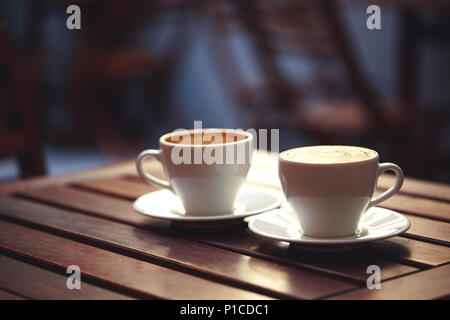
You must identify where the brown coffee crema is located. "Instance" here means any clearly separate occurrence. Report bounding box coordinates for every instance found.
[165,131,248,145]
[280,146,378,164]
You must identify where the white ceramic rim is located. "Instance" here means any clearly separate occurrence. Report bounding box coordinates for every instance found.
[159,128,253,148]
[279,145,379,167]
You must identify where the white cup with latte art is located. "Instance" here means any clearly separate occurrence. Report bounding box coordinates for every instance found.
[278,145,404,238]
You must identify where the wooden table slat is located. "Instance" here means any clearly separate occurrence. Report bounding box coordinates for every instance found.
[404,214,450,246]
[73,177,157,201]
[368,237,450,268]
[372,190,450,222]
[0,288,26,300]
[0,197,357,299]
[0,219,269,300]
[328,263,450,300]
[0,254,133,300]
[14,188,421,282]
[377,175,450,202]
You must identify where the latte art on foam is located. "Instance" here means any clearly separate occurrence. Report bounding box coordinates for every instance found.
[280,146,377,164]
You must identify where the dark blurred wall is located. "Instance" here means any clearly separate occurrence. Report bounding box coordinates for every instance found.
[0,1,449,182]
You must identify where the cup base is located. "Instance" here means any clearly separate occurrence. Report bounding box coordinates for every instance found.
[182,210,235,217]
[300,227,366,239]
[301,231,357,239]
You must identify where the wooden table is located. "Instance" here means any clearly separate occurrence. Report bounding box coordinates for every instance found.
[0,153,449,300]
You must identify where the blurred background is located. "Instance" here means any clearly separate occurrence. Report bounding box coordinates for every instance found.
[0,0,449,183]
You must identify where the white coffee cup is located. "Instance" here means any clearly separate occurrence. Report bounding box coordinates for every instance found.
[278,145,404,238]
[136,128,253,216]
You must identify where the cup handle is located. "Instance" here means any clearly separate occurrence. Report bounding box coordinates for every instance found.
[367,162,404,209]
[136,149,173,192]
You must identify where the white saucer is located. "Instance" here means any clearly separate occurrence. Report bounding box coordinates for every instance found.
[248,206,410,251]
[133,186,283,226]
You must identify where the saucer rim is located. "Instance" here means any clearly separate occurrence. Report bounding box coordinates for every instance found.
[248,207,411,245]
[133,187,283,222]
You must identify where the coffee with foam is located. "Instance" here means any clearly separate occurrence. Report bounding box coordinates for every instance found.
[280,146,377,164]
[165,131,247,145]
